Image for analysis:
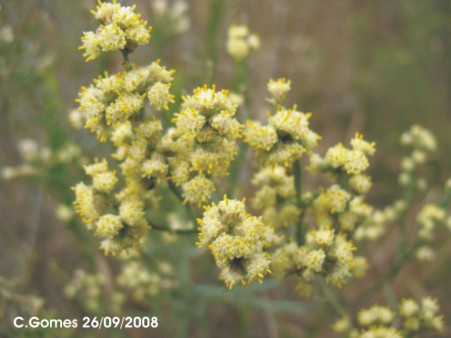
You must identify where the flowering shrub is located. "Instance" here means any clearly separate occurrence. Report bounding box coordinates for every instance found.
[2,1,450,337]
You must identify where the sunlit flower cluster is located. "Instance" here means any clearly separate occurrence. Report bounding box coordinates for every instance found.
[77,61,174,141]
[303,132,389,241]
[166,85,243,205]
[244,78,386,297]
[73,158,152,255]
[251,166,300,228]
[245,78,320,167]
[80,0,151,62]
[197,197,280,288]
[70,1,188,255]
[311,188,392,242]
[271,226,367,296]
[267,78,291,107]
[309,133,375,177]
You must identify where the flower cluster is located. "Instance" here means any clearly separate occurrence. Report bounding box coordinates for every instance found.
[245,78,320,167]
[73,158,153,255]
[393,124,451,262]
[80,0,151,62]
[400,124,437,152]
[197,197,279,288]
[77,61,174,141]
[333,297,444,337]
[226,25,260,61]
[271,226,367,296]
[267,78,291,107]
[311,189,394,242]
[251,166,300,228]
[166,85,243,205]
[65,269,123,314]
[415,202,451,261]
[65,257,177,314]
[72,1,188,255]
[398,124,436,188]
[306,133,389,241]
[351,199,403,241]
[398,297,444,333]
[116,259,177,303]
[309,132,375,177]
[246,78,383,297]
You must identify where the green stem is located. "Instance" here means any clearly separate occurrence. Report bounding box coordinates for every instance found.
[395,172,416,265]
[168,178,183,200]
[438,188,451,208]
[167,179,197,224]
[318,277,347,318]
[147,218,197,235]
[294,160,305,244]
[205,0,223,83]
[227,142,248,197]
[228,61,250,196]
[383,281,397,311]
[232,61,248,95]
[121,50,132,72]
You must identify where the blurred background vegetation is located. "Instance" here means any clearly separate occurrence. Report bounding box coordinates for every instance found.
[1,0,450,337]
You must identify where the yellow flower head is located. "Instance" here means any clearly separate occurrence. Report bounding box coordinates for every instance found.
[198,197,278,288]
[80,0,151,62]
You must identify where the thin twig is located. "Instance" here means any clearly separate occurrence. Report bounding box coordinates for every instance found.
[167,179,198,224]
[147,218,197,235]
[294,160,306,245]
[121,50,132,72]
[318,277,347,318]
[395,174,416,264]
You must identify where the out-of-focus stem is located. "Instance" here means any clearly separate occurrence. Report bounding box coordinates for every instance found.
[383,281,397,311]
[167,179,197,224]
[148,218,197,235]
[318,277,347,318]
[205,0,223,83]
[228,61,250,197]
[395,174,416,265]
[294,160,305,245]
[121,50,132,72]
[439,188,451,208]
